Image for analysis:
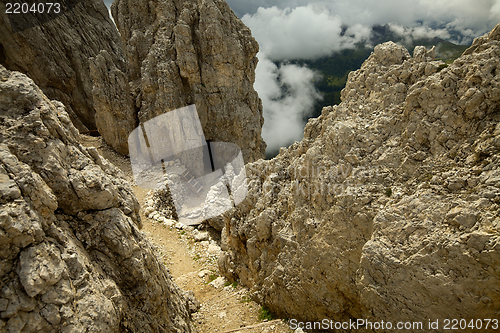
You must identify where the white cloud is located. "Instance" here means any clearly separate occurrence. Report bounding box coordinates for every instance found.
[255,53,322,153]
[230,0,500,42]
[387,23,451,46]
[242,5,371,61]
[491,0,500,19]
[322,0,499,40]
[240,0,500,63]
[418,0,500,40]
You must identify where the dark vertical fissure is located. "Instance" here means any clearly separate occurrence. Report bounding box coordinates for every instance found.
[0,43,6,66]
[207,140,215,172]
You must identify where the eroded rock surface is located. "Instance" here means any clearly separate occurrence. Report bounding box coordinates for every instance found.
[218,28,500,327]
[0,66,194,332]
[112,0,266,163]
[89,50,138,155]
[0,0,128,133]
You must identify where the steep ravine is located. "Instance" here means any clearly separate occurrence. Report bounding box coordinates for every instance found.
[0,0,275,331]
[79,135,292,333]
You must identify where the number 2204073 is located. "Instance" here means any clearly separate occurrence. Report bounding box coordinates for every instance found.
[443,319,498,330]
[5,3,61,14]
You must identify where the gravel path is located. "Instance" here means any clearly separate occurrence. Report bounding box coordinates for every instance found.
[80,135,292,333]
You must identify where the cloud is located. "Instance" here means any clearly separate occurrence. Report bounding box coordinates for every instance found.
[227,0,310,17]
[230,0,500,42]
[414,0,500,40]
[387,23,451,46]
[240,5,364,155]
[255,53,322,154]
[242,5,371,61]
[492,0,500,19]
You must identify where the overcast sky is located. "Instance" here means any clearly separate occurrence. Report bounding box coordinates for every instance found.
[229,0,500,39]
[237,0,500,61]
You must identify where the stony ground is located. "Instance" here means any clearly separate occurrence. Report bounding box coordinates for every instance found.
[80,135,293,333]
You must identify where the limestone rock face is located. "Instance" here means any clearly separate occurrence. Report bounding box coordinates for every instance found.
[0,0,126,133]
[218,25,500,326]
[0,66,194,332]
[89,50,138,155]
[112,0,266,163]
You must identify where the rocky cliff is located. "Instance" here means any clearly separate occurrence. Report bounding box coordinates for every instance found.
[0,0,265,160]
[0,66,195,332]
[219,25,500,327]
[0,0,129,134]
[111,0,266,163]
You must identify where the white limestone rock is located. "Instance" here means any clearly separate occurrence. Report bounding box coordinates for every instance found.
[112,0,266,163]
[0,66,195,332]
[218,24,500,325]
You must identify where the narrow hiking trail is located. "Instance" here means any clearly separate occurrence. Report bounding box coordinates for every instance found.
[80,135,293,333]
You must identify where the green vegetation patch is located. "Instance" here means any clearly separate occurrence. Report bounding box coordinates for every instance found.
[240,295,252,303]
[258,306,274,321]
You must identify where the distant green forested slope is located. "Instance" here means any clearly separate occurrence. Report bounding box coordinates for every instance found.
[290,25,470,119]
